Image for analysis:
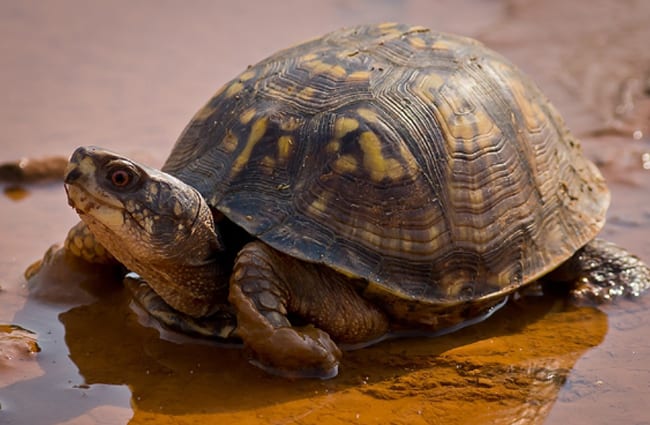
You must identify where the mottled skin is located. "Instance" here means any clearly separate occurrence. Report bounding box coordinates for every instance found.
[59,23,650,378]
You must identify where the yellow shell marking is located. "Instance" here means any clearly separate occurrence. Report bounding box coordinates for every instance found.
[191,104,216,121]
[260,155,276,170]
[334,117,359,139]
[298,86,315,100]
[300,53,318,62]
[326,64,347,79]
[378,22,398,30]
[347,71,371,82]
[221,131,239,153]
[449,114,479,141]
[509,78,544,132]
[308,194,329,215]
[173,201,183,217]
[357,108,380,123]
[303,60,347,79]
[239,107,257,125]
[277,135,293,161]
[225,82,244,98]
[326,139,341,154]
[422,73,445,92]
[430,39,455,52]
[333,155,358,174]
[231,117,268,176]
[359,131,403,181]
[238,70,256,81]
[280,116,302,132]
[408,37,427,49]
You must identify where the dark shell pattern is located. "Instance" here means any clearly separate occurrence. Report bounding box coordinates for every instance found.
[162,23,609,307]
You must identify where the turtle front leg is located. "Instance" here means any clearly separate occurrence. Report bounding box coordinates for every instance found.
[64,221,117,265]
[229,241,390,379]
[545,238,650,303]
[125,274,238,340]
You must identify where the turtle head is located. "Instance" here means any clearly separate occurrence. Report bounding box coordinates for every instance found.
[64,146,226,317]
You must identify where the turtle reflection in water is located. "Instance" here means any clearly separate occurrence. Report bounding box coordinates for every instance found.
[47,23,650,378]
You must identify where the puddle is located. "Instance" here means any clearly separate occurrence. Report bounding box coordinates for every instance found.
[1,1,649,424]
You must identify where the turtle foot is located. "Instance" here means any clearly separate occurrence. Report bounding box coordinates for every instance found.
[548,238,650,303]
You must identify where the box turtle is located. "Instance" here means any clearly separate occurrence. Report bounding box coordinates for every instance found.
[60,23,649,378]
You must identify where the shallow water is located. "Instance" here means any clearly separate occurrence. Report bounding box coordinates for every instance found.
[1,1,649,424]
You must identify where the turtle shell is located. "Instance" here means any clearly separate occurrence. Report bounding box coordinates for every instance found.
[162,23,609,306]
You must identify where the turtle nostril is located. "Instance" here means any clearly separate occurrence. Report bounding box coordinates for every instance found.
[64,167,82,184]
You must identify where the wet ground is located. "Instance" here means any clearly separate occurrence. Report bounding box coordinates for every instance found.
[1,1,649,424]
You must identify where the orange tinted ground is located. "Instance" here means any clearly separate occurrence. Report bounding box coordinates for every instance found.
[1,1,649,424]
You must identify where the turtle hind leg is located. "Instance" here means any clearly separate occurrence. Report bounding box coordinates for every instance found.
[229,241,390,379]
[544,238,650,303]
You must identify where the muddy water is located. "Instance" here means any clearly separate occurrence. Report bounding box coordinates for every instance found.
[1,1,649,424]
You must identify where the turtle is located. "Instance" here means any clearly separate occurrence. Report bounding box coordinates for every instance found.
[60,22,649,379]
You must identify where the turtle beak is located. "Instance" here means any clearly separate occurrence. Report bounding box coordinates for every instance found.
[64,146,100,210]
[64,146,94,185]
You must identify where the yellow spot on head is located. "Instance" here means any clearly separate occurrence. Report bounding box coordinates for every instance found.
[76,156,97,177]
[225,82,244,98]
[144,216,154,233]
[231,117,269,175]
[92,206,125,230]
[334,117,359,139]
[278,135,293,161]
[333,155,358,174]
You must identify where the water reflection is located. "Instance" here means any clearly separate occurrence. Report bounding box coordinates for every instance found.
[3,247,609,424]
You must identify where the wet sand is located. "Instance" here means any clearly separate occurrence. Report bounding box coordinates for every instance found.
[1,1,649,424]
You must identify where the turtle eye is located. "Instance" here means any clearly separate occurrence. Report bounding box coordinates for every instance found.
[108,168,135,188]
[111,169,131,187]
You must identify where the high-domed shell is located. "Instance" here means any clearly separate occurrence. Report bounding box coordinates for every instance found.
[162,23,609,306]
